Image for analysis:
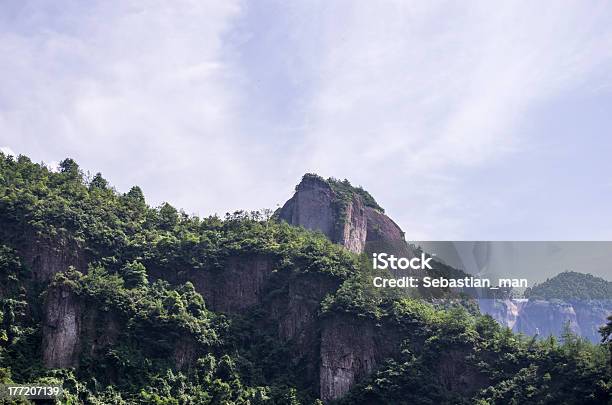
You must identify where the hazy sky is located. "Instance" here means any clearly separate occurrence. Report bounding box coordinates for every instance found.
[2,1,612,240]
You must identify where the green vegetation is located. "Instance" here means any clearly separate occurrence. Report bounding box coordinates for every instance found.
[299,173,384,212]
[335,303,610,404]
[0,154,610,404]
[525,271,612,300]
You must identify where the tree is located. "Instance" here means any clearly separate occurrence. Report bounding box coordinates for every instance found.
[89,172,108,190]
[600,314,612,367]
[159,202,179,230]
[120,261,148,288]
[126,186,145,203]
[59,158,81,177]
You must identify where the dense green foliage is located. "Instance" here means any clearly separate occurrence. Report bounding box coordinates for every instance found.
[334,301,610,404]
[0,154,356,404]
[299,173,384,213]
[0,154,610,404]
[525,271,612,300]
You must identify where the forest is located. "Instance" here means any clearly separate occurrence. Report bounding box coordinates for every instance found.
[0,153,610,404]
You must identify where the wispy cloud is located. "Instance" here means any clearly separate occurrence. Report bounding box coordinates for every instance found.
[0,146,15,156]
[292,1,612,238]
[1,1,612,239]
[0,1,249,214]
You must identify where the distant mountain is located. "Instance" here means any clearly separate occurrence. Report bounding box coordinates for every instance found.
[525,271,612,300]
[480,271,612,343]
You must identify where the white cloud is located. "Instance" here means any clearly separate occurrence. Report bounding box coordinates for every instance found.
[1,1,612,238]
[292,1,612,238]
[0,146,15,156]
[0,0,253,215]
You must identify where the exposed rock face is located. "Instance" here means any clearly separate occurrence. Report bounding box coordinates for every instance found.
[514,300,579,337]
[278,176,368,253]
[183,256,275,313]
[319,315,401,402]
[479,298,612,343]
[478,299,524,330]
[263,272,343,392]
[437,350,487,395]
[278,175,408,255]
[17,233,87,282]
[43,283,199,372]
[365,207,404,243]
[339,195,368,254]
[42,284,120,369]
[187,256,344,390]
[279,176,338,244]
[273,273,340,344]
[573,300,612,342]
[42,285,81,368]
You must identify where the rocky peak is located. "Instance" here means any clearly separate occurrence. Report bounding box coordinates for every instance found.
[278,174,409,256]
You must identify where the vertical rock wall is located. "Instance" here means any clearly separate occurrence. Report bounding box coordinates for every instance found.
[183,256,275,314]
[42,285,82,368]
[319,315,401,402]
[278,175,408,255]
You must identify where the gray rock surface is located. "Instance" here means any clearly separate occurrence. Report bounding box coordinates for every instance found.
[278,175,409,256]
[319,315,400,402]
[184,255,275,313]
[479,298,612,343]
[42,285,81,368]
[20,233,87,282]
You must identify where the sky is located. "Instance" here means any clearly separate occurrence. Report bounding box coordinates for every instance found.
[1,0,612,240]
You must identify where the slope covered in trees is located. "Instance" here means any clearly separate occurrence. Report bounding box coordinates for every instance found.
[0,153,610,404]
[525,271,612,301]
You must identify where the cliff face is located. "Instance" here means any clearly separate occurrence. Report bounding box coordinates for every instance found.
[319,314,401,402]
[478,299,523,330]
[365,206,404,243]
[42,285,82,368]
[42,283,200,372]
[339,195,368,254]
[479,298,612,343]
[278,176,367,254]
[184,254,344,391]
[278,176,338,245]
[17,233,87,282]
[183,256,275,314]
[278,175,408,256]
[42,284,120,369]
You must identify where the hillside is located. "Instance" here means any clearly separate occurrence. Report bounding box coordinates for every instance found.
[526,271,612,301]
[0,153,610,404]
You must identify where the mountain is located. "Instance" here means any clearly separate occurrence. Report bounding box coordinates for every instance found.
[277,173,408,256]
[526,271,612,301]
[480,272,612,343]
[0,154,610,404]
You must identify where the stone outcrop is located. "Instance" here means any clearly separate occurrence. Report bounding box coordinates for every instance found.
[181,256,275,314]
[478,299,524,330]
[278,175,368,253]
[42,285,82,368]
[14,232,87,282]
[479,298,612,343]
[573,300,612,342]
[319,314,401,402]
[278,175,409,256]
[339,195,368,253]
[42,283,200,372]
[42,284,120,369]
[365,207,404,243]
